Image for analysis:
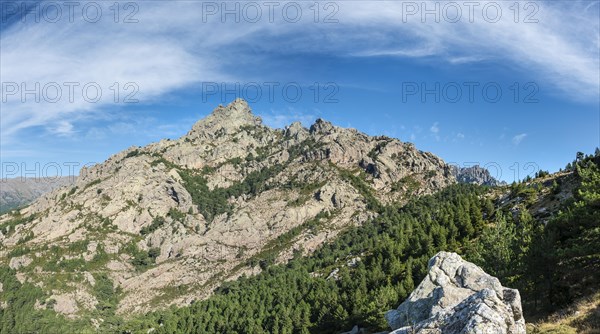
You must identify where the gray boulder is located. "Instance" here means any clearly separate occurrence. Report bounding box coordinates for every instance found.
[385,252,525,334]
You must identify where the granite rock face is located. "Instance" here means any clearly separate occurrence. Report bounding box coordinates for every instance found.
[1,99,461,316]
[386,252,525,334]
[451,165,504,187]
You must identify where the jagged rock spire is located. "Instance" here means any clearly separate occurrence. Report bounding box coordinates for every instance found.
[187,98,262,139]
[309,118,335,135]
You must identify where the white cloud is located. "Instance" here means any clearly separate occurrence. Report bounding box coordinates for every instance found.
[512,133,528,145]
[0,1,237,146]
[429,122,441,141]
[52,121,75,137]
[351,45,438,58]
[1,0,598,148]
[457,133,465,139]
[336,1,599,99]
[448,56,486,64]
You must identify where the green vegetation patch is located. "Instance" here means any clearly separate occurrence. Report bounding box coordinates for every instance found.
[0,213,36,237]
[140,217,166,236]
[335,165,381,211]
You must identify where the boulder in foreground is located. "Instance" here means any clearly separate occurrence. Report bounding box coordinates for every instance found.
[386,252,526,334]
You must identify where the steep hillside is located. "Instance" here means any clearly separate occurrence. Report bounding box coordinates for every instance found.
[527,292,600,334]
[114,151,595,334]
[1,147,597,333]
[1,182,493,333]
[0,99,457,317]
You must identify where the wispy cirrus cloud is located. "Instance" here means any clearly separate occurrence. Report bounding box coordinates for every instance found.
[430,122,441,141]
[1,0,598,150]
[512,133,528,146]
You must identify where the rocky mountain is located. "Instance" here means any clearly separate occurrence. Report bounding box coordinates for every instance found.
[0,176,75,213]
[386,252,525,334]
[1,116,597,334]
[451,165,504,186]
[0,98,460,316]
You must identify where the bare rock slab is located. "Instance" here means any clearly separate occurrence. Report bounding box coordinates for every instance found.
[386,252,525,334]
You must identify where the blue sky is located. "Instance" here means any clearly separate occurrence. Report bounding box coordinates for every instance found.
[1,1,599,182]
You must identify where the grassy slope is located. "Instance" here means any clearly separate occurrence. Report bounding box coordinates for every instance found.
[528,292,600,334]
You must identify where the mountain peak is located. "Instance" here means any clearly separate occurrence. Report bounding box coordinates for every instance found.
[188,98,262,138]
[3,99,461,316]
[310,118,335,135]
[213,98,252,117]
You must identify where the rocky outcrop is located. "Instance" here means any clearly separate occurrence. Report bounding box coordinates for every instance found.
[9,255,32,270]
[386,252,525,334]
[0,99,459,315]
[451,166,503,186]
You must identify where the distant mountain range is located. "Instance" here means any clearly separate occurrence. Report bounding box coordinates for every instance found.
[0,176,75,213]
[451,165,505,187]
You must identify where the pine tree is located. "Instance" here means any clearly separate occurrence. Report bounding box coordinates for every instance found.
[471,212,517,283]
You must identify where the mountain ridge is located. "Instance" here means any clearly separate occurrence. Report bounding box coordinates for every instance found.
[0,99,495,316]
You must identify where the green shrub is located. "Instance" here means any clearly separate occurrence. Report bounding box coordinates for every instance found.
[167,208,186,222]
[140,217,165,236]
[0,214,36,237]
[84,179,102,190]
[126,243,160,271]
[125,149,141,158]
